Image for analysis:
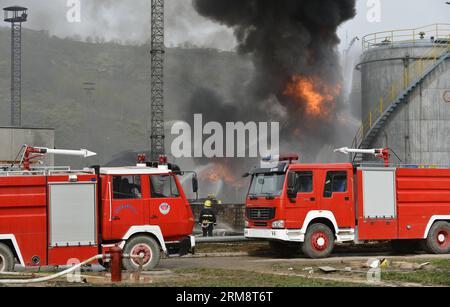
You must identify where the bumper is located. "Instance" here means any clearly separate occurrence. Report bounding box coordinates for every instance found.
[244,228,305,242]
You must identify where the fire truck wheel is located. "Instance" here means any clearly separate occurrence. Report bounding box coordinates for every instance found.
[269,241,301,258]
[0,243,15,273]
[424,222,450,254]
[123,236,161,271]
[302,224,335,259]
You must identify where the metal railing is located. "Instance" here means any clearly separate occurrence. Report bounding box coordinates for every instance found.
[353,33,450,149]
[0,167,96,177]
[362,23,450,50]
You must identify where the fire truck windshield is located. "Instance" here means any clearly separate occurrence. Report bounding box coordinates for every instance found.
[248,173,286,198]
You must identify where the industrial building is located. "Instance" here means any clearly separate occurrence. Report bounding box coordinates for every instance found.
[354,24,450,166]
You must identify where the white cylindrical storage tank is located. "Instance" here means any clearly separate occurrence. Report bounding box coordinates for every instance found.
[357,24,450,165]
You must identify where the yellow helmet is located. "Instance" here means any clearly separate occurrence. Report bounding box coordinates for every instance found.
[204,200,212,208]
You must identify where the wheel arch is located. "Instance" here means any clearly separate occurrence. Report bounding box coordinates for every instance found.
[120,226,167,253]
[301,211,339,236]
[423,216,450,239]
[0,234,25,266]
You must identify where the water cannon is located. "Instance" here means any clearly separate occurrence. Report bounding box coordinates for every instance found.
[19,145,97,171]
[334,147,390,167]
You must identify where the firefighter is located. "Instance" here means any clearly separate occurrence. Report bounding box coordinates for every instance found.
[199,200,217,237]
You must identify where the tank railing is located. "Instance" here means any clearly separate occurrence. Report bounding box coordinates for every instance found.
[362,24,450,50]
[354,38,449,148]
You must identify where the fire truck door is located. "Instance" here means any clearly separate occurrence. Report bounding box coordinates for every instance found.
[286,170,318,226]
[320,170,355,228]
[110,175,146,238]
[148,175,183,239]
[358,168,398,240]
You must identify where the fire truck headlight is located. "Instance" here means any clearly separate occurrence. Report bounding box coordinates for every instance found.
[245,220,249,228]
[272,220,285,229]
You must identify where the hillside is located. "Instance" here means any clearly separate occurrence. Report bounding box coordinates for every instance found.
[0,28,252,166]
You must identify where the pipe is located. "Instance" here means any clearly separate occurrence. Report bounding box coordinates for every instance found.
[0,254,103,284]
[195,236,248,243]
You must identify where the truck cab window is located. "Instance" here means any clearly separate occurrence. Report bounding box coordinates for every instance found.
[113,176,142,199]
[324,171,347,198]
[249,173,286,197]
[150,175,180,198]
[296,171,313,193]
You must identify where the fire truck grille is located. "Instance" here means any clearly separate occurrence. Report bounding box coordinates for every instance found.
[246,208,276,221]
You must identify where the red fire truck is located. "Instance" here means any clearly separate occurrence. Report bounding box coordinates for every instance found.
[244,148,450,258]
[0,146,197,272]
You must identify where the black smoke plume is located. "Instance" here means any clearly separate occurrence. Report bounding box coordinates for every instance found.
[192,0,356,143]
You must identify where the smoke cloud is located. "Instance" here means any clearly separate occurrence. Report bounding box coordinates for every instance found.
[192,0,357,151]
[0,0,236,49]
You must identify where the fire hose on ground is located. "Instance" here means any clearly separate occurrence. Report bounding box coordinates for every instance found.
[0,246,143,284]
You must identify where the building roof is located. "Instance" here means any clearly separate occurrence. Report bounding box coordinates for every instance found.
[0,126,55,131]
[3,6,28,11]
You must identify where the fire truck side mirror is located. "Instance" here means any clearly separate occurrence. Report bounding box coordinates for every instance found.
[192,176,199,194]
[287,172,298,199]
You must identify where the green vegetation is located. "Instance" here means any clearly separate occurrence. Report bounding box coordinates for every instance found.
[382,259,450,286]
[0,28,252,167]
[152,268,364,287]
[274,258,450,287]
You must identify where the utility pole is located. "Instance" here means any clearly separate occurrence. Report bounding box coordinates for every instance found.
[150,0,165,161]
[3,6,28,127]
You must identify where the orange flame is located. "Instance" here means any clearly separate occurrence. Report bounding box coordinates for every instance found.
[199,163,245,189]
[283,75,341,118]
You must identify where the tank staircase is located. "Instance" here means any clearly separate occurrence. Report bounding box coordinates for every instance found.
[352,47,449,163]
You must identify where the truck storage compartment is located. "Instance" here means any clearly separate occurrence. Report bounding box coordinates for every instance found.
[362,168,397,219]
[358,168,398,240]
[49,183,97,247]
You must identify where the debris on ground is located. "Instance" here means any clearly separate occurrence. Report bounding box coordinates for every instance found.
[319,266,338,273]
[365,258,381,269]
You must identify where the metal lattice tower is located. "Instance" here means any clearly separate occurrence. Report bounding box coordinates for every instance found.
[150,0,165,161]
[3,6,28,127]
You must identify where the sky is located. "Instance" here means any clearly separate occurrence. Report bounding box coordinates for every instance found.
[0,0,448,50]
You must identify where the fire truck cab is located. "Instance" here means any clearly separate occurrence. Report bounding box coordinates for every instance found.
[244,152,450,258]
[0,148,196,272]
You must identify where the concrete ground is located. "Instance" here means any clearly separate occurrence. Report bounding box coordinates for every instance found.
[1,244,449,287]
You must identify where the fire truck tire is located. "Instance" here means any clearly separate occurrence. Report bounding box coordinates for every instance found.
[302,223,335,259]
[269,241,301,258]
[424,222,450,254]
[0,243,15,273]
[122,236,161,271]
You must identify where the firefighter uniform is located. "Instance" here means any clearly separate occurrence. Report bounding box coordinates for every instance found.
[199,200,217,237]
